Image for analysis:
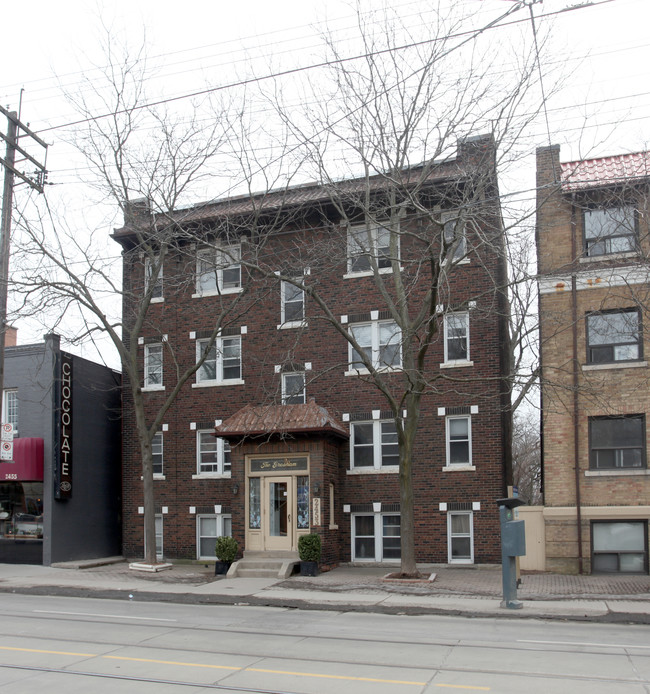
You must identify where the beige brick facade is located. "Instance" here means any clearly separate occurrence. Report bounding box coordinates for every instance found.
[537,144,650,574]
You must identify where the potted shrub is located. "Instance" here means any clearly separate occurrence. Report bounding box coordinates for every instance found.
[214,536,238,575]
[298,533,321,576]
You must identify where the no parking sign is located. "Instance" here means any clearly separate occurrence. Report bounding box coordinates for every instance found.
[0,424,13,460]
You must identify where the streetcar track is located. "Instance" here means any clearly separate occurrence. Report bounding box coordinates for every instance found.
[2,655,650,690]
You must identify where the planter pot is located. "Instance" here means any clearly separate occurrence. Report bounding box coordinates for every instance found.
[300,560,319,577]
[214,561,232,576]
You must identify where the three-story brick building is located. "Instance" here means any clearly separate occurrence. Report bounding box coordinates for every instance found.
[114,135,511,569]
[537,144,650,574]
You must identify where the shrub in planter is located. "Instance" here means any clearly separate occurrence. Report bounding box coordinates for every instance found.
[214,536,238,575]
[298,533,321,576]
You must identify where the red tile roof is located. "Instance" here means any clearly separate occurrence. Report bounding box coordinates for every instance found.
[214,401,348,439]
[561,150,650,191]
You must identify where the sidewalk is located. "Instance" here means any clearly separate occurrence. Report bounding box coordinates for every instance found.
[0,560,648,623]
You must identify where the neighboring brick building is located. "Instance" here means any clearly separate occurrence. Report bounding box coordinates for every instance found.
[537,144,650,574]
[114,135,511,568]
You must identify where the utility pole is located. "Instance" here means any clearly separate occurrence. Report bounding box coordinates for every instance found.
[0,105,48,422]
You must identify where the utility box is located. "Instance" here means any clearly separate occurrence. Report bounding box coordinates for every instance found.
[497,497,527,609]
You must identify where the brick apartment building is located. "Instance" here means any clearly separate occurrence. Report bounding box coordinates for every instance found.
[113,135,511,568]
[537,144,650,574]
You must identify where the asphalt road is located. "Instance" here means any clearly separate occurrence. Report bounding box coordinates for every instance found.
[1,593,649,693]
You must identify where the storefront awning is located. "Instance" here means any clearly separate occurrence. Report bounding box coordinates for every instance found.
[0,438,44,481]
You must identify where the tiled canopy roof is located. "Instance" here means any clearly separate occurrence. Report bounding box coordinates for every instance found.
[214,401,348,440]
[561,150,650,191]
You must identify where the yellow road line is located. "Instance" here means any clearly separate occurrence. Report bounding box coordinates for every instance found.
[247,666,426,685]
[0,644,490,690]
[0,646,94,657]
[103,655,239,670]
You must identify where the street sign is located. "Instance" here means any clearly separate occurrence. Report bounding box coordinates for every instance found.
[1,423,14,440]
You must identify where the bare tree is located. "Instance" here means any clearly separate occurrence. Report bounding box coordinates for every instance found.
[10,39,274,565]
[512,410,541,504]
[240,3,552,576]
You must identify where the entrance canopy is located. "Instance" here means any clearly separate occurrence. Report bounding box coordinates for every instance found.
[0,438,45,481]
[215,401,348,440]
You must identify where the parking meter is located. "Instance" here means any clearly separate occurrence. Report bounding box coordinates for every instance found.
[496,497,526,609]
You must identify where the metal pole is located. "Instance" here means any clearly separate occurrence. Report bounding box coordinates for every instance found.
[0,112,17,407]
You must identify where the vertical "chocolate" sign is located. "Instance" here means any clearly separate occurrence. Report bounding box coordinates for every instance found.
[57,353,73,498]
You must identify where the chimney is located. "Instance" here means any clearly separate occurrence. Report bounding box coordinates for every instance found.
[5,326,16,347]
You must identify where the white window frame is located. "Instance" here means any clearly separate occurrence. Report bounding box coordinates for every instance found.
[194,336,243,386]
[352,512,401,562]
[282,372,306,404]
[145,256,163,302]
[152,432,164,477]
[442,210,468,263]
[445,415,473,468]
[280,279,305,327]
[2,389,18,435]
[447,511,474,564]
[347,320,401,373]
[194,244,242,296]
[443,312,471,365]
[144,343,164,389]
[346,223,397,275]
[194,429,231,477]
[197,514,232,560]
[350,420,399,471]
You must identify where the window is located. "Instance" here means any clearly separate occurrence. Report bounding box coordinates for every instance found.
[448,512,474,563]
[349,320,401,371]
[145,256,163,300]
[347,224,394,273]
[446,416,472,466]
[144,344,163,387]
[586,309,641,364]
[444,313,469,363]
[152,432,163,476]
[281,280,305,324]
[584,206,636,257]
[196,337,241,383]
[592,521,647,574]
[352,513,400,561]
[282,372,305,404]
[442,211,467,261]
[197,514,232,560]
[196,430,231,475]
[351,420,399,469]
[2,390,18,434]
[589,415,645,469]
[196,245,241,294]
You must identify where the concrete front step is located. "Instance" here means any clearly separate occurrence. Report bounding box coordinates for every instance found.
[228,556,299,579]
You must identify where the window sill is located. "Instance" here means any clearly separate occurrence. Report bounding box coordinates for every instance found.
[277,321,307,330]
[580,251,638,263]
[192,473,232,479]
[442,465,476,472]
[148,474,165,481]
[142,385,165,392]
[347,467,399,475]
[442,257,471,267]
[582,361,647,372]
[585,469,650,477]
[345,366,402,377]
[449,559,474,565]
[192,379,245,388]
[343,267,398,279]
[150,297,164,304]
[192,287,243,298]
[440,360,474,369]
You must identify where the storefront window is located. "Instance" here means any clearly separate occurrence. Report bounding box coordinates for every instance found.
[249,478,261,529]
[0,482,44,538]
[297,476,309,529]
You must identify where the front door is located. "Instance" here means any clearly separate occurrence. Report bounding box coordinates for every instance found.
[264,476,293,551]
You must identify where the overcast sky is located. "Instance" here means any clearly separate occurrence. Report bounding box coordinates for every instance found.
[1,0,649,358]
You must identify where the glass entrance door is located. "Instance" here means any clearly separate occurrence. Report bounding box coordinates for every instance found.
[265,477,293,550]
